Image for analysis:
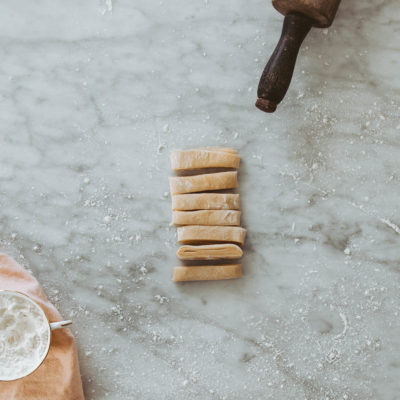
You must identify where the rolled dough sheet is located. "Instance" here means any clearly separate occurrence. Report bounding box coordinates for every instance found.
[173,210,240,226]
[172,193,240,211]
[177,244,243,260]
[171,149,240,171]
[173,264,242,282]
[169,171,238,195]
[177,225,246,245]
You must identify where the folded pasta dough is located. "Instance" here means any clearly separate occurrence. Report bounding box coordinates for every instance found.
[173,210,240,226]
[172,193,240,211]
[177,244,243,260]
[177,225,246,245]
[173,264,242,282]
[169,171,238,195]
[171,149,240,170]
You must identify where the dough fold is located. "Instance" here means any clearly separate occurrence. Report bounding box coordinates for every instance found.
[177,225,246,245]
[173,264,242,282]
[169,171,238,195]
[171,149,240,170]
[173,210,240,226]
[172,193,240,211]
[177,244,243,260]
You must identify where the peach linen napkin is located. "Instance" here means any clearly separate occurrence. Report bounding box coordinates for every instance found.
[0,253,84,400]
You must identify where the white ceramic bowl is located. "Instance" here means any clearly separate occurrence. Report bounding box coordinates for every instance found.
[0,290,72,381]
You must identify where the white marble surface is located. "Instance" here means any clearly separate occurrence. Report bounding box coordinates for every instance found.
[1,0,400,399]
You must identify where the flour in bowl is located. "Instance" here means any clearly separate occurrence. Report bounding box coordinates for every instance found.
[0,291,50,381]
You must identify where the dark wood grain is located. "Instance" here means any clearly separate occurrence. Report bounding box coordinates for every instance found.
[256,13,313,113]
[272,0,341,28]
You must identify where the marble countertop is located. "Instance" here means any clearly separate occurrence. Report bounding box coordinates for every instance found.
[1,0,400,398]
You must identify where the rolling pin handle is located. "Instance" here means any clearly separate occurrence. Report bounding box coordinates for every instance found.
[256,13,313,113]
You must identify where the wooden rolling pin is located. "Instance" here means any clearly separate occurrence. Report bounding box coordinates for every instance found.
[256,0,342,113]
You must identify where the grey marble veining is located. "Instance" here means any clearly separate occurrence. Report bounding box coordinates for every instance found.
[1,0,400,399]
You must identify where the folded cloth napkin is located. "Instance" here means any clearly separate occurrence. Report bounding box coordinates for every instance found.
[0,253,84,400]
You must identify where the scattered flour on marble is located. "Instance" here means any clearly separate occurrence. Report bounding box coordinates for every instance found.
[0,292,49,380]
[103,215,112,224]
[334,313,348,340]
[154,295,169,304]
[101,0,112,13]
[379,218,400,235]
[350,201,400,235]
